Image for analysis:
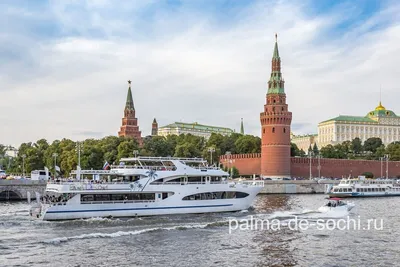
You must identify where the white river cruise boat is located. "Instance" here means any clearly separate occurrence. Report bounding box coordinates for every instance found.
[30,157,264,221]
[327,176,400,198]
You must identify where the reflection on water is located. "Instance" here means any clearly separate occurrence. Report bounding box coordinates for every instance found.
[0,194,399,266]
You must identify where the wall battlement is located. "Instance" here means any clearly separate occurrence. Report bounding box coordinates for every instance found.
[219,154,400,178]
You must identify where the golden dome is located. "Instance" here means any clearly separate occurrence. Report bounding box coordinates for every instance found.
[375,101,386,111]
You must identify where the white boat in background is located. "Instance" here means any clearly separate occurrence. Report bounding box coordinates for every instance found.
[327,176,400,198]
[30,157,264,221]
[318,198,355,213]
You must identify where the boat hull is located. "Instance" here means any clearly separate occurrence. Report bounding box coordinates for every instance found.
[328,192,400,198]
[41,197,257,221]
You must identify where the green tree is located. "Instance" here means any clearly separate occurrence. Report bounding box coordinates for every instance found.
[222,133,241,154]
[174,142,201,158]
[231,166,240,177]
[374,145,386,160]
[386,142,400,161]
[312,143,319,155]
[117,138,140,160]
[320,145,335,158]
[351,137,363,154]
[142,136,174,157]
[364,137,383,153]
[290,143,301,157]
[0,144,7,169]
[99,136,123,164]
[235,135,261,154]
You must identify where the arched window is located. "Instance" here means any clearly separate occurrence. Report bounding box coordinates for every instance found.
[282,107,284,111]
[263,128,265,134]
[272,107,275,112]
[272,127,275,133]
[283,128,286,133]
[273,99,276,103]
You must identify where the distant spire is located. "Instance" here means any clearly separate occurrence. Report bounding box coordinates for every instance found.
[153,118,157,124]
[240,118,244,135]
[273,33,280,59]
[125,80,134,110]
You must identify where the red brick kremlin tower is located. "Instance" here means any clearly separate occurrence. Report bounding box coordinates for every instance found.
[260,34,292,178]
[118,80,142,145]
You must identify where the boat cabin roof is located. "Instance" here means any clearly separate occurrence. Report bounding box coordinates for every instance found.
[329,198,342,201]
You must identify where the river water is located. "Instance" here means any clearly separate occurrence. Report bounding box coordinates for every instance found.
[0,194,399,267]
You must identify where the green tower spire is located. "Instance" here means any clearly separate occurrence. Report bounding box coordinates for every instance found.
[267,33,285,95]
[273,33,280,59]
[125,80,135,110]
[240,118,244,134]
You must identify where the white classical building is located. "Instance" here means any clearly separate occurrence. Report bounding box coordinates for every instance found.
[318,102,400,147]
[158,122,234,139]
[290,133,318,152]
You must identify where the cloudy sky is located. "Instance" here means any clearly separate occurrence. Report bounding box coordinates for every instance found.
[1,0,399,147]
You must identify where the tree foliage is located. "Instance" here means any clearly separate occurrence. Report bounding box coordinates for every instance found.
[2,132,261,176]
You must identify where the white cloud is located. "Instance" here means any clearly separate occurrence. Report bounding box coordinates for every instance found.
[1,0,399,147]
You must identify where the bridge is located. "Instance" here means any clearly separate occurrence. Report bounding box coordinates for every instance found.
[0,180,46,201]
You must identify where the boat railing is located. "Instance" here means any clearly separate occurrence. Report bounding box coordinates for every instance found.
[120,156,206,162]
[111,165,177,171]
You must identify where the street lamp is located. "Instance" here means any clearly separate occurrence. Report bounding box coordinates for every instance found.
[133,150,139,158]
[21,154,26,177]
[76,142,83,168]
[385,154,390,179]
[308,151,314,180]
[208,147,215,165]
[76,142,83,180]
[53,153,58,178]
[317,155,322,178]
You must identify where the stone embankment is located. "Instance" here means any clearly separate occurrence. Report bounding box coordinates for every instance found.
[260,180,340,194]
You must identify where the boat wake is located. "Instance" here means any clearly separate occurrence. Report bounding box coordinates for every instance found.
[266,208,350,220]
[42,220,231,245]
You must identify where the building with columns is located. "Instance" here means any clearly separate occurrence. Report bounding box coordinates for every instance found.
[318,101,400,147]
[158,121,233,139]
[118,80,142,145]
[260,34,292,178]
[291,133,318,152]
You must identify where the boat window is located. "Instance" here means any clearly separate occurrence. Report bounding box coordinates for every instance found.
[182,191,249,200]
[81,193,157,203]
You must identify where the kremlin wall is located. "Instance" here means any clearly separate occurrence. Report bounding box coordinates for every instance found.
[220,154,400,178]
